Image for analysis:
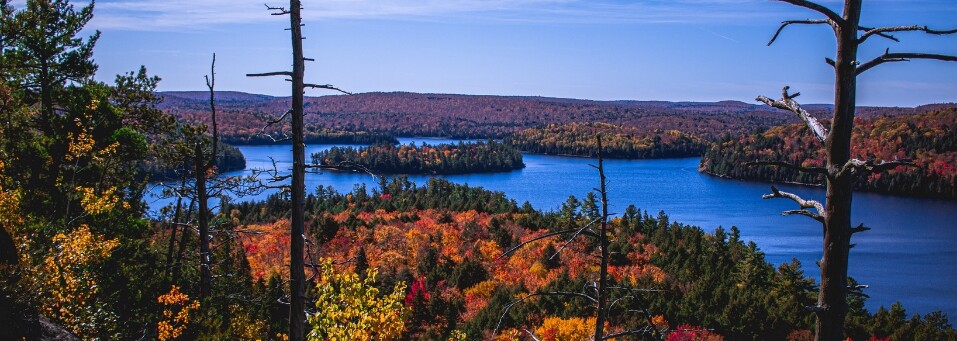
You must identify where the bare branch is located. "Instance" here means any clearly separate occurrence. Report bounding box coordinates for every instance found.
[857,51,957,75]
[247,71,294,77]
[840,157,916,177]
[782,209,825,222]
[756,86,828,143]
[493,291,598,337]
[776,0,844,26]
[265,3,290,15]
[746,160,827,175]
[303,83,353,95]
[850,223,871,234]
[550,217,602,260]
[768,19,835,46]
[762,185,826,223]
[860,25,957,43]
[310,161,379,181]
[825,57,836,67]
[498,228,598,260]
[602,327,657,339]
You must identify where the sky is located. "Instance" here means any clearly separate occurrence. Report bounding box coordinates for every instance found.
[36,0,957,106]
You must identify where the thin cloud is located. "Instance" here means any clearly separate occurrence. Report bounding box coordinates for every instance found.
[85,0,785,31]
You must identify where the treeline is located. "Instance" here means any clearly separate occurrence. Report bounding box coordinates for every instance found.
[699,108,957,199]
[505,122,709,158]
[162,94,398,146]
[162,91,800,140]
[141,142,246,181]
[225,177,957,340]
[311,141,524,175]
[220,128,397,146]
[162,91,955,141]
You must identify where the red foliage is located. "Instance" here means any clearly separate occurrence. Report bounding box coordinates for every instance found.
[405,276,431,306]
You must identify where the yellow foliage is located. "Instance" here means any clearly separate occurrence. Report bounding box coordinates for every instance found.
[477,239,502,261]
[463,280,498,300]
[494,328,522,341]
[40,225,120,338]
[75,185,128,215]
[308,258,411,341]
[0,160,23,231]
[157,285,200,341]
[447,330,468,341]
[535,316,595,341]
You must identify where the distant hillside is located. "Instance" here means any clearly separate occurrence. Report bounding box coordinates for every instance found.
[699,107,957,199]
[159,91,957,142]
[160,91,276,103]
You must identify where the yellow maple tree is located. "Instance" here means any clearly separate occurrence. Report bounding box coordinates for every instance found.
[307,258,410,341]
[40,224,120,338]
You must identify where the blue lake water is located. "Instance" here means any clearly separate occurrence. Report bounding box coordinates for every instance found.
[146,137,957,317]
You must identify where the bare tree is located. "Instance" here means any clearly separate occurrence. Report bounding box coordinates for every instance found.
[194,53,218,299]
[495,135,664,340]
[247,2,347,339]
[754,1,956,340]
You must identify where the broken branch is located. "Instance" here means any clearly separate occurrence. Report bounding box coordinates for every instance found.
[756,86,828,143]
[762,185,826,223]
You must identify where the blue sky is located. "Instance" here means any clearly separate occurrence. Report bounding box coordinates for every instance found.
[52,0,957,106]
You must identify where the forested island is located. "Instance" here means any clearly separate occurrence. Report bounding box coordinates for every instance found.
[141,143,247,181]
[505,122,709,158]
[699,108,957,199]
[311,141,525,175]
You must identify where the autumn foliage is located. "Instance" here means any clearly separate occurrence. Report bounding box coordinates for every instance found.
[700,108,957,199]
[157,285,200,341]
[507,122,708,159]
[308,258,410,340]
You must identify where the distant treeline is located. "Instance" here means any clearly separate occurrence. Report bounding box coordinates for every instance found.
[311,140,524,175]
[699,108,957,199]
[141,143,246,181]
[505,123,709,158]
[220,128,398,146]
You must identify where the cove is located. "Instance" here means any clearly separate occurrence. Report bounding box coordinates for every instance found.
[146,137,957,317]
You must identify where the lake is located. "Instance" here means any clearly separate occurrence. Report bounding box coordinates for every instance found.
[146,137,957,317]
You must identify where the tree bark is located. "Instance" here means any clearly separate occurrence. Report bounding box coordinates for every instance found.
[593,135,609,340]
[815,2,860,340]
[288,1,307,339]
[195,143,211,300]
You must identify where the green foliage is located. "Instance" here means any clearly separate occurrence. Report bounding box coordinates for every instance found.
[506,122,709,158]
[312,140,524,175]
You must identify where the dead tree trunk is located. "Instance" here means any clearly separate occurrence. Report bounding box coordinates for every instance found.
[593,135,609,340]
[247,2,308,339]
[288,2,308,339]
[196,54,219,300]
[756,1,956,339]
[195,141,211,299]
